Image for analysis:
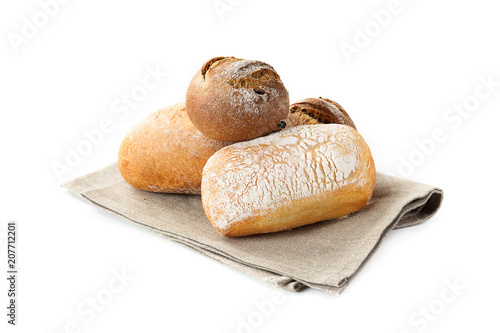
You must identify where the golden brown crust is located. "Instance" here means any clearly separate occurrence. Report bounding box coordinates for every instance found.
[186,57,290,142]
[287,97,356,129]
[118,102,231,194]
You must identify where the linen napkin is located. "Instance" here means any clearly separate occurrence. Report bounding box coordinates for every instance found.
[63,163,443,295]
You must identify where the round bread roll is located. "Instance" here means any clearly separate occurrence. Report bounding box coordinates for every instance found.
[202,124,376,237]
[118,102,231,194]
[287,97,356,129]
[186,56,290,142]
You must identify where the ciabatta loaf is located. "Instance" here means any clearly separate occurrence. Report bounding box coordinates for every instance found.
[201,124,376,236]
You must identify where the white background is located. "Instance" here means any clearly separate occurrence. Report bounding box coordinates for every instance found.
[1,0,499,332]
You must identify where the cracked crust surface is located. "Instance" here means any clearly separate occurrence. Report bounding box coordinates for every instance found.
[202,124,376,236]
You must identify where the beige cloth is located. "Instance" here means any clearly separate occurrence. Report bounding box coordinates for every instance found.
[63,164,443,295]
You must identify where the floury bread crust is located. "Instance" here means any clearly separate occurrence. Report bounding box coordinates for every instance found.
[186,57,290,142]
[118,102,231,194]
[201,124,376,237]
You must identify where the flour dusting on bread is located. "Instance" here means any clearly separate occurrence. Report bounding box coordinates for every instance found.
[202,124,371,233]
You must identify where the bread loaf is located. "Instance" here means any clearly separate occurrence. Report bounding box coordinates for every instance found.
[118,102,231,194]
[201,124,376,236]
[287,97,356,129]
[186,56,289,142]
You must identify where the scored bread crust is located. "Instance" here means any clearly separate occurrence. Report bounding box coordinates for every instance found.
[201,124,376,236]
[118,102,231,194]
[288,97,357,129]
[186,57,290,142]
